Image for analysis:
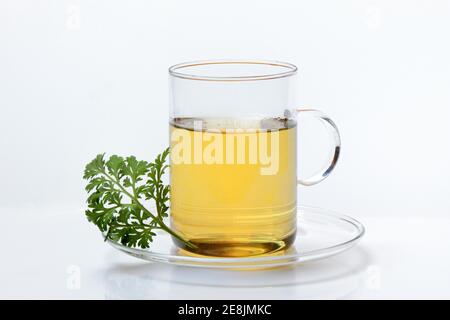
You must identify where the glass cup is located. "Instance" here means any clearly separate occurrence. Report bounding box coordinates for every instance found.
[168,60,340,257]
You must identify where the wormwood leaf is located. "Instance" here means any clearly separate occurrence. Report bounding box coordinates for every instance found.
[83,154,105,179]
[106,155,125,180]
[149,147,170,219]
[123,156,151,184]
[83,148,193,249]
[85,176,107,193]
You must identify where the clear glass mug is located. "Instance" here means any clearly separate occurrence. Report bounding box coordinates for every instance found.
[169,60,340,257]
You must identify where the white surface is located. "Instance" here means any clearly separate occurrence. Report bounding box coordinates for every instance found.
[1,1,450,299]
[1,205,449,300]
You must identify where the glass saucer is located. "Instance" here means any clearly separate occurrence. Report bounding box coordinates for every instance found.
[107,205,365,269]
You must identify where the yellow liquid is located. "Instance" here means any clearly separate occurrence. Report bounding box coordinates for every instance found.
[170,118,297,257]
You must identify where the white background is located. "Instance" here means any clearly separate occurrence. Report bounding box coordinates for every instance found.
[1,0,449,299]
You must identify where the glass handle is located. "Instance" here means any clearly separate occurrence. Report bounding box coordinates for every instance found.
[296,108,341,186]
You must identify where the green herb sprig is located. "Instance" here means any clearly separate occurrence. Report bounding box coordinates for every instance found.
[83,148,196,249]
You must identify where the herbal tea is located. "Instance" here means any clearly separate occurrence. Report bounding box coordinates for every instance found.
[170,117,297,257]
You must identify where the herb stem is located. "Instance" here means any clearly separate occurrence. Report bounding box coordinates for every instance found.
[100,170,197,250]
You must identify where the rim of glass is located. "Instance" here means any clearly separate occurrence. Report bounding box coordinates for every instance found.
[168,60,298,82]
